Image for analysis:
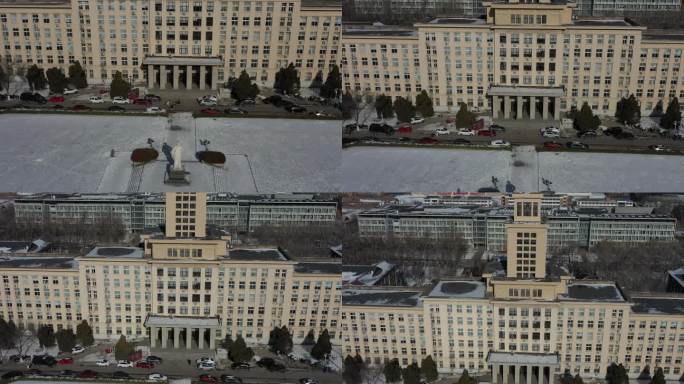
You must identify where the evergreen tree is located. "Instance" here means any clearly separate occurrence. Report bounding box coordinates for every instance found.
[342,354,364,384]
[572,374,584,384]
[231,70,259,101]
[302,330,316,345]
[68,61,88,89]
[415,90,435,117]
[456,370,477,384]
[374,94,394,119]
[0,65,7,93]
[273,63,300,95]
[220,334,234,350]
[109,71,131,98]
[401,362,421,384]
[26,64,47,91]
[340,91,357,120]
[309,71,323,90]
[393,96,416,122]
[383,358,402,383]
[650,367,665,384]
[46,68,68,94]
[55,329,76,353]
[573,102,601,132]
[310,329,332,360]
[268,326,293,355]
[614,94,640,125]
[114,335,134,361]
[455,102,476,128]
[320,65,342,98]
[37,324,55,348]
[660,97,682,130]
[76,320,94,346]
[420,355,438,382]
[606,363,629,384]
[228,335,254,363]
[639,365,652,380]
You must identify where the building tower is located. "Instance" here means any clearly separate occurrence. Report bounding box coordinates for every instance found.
[505,194,549,279]
[164,192,208,238]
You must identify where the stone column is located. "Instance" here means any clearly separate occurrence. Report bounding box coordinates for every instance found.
[147,65,155,89]
[542,97,549,120]
[527,365,534,384]
[514,364,521,384]
[186,65,193,90]
[159,65,167,89]
[492,95,500,119]
[553,97,561,120]
[174,327,181,349]
[530,96,536,119]
[516,96,523,120]
[150,326,157,348]
[198,328,205,349]
[491,364,499,384]
[537,366,544,384]
[504,96,511,119]
[199,66,206,90]
[209,328,216,349]
[186,327,192,349]
[211,66,218,90]
[173,65,180,90]
[161,327,168,348]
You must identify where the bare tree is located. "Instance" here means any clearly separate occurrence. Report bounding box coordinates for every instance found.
[0,59,27,97]
[363,364,386,384]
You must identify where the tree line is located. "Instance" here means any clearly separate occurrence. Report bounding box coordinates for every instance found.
[0,61,88,95]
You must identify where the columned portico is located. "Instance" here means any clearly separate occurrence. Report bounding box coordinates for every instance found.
[145,315,220,350]
[488,352,559,384]
[489,86,564,120]
[143,56,222,90]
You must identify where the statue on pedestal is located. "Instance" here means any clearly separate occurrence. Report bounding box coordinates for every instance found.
[164,142,189,185]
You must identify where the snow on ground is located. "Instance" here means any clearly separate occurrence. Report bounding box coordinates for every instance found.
[342,146,684,192]
[0,113,340,192]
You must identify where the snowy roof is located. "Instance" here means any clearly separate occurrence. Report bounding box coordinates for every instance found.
[226,248,289,261]
[489,86,564,97]
[144,315,220,327]
[0,257,77,269]
[86,247,144,259]
[0,241,37,253]
[668,268,684,288]
[343,289,423,307]
[631,297,684,315]
[560,282,625,302]
[342,261,395,286]
[427,280,487,299]
[294,262,341,275]
[487,352,559,365]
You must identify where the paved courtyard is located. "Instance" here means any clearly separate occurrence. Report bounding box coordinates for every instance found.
[0,113,341,192]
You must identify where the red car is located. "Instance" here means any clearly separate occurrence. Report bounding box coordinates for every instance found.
[477,130,496,137]
[78,370,98,379]
[417,137,438,144]
[543,141,563,150]
[397,124,412,134]
[57,357,74,365]
[200,108,221,115]
[199,374,219,383]
[48,95,65,103]
[72,104,91,111]
[133,99,151,106]
[135,361,154,369]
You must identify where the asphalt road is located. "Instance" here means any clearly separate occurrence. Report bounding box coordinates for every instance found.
[0,362,338,384]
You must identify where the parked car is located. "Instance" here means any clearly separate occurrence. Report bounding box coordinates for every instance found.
[58,357,74,365]
[433,127,450,136]
[134,98,151,106]
[144,94,161,101]
[490,139,511,147]
[112,96,130,104]
[146,106,164,113]
[417,137,438,144]
[198,362,216,370]
[108,105,126,112]
[225,107,247,115]
[89,96,104,104]
[614,131,635,140]
[196,357,216,364]
[78,370,98,379]
[9,354,30,363]
[26,369,43,376]
[148,373,168,382]
[541,126,560,134]
[113,371,131,379]
[19,92,46,103]
[256,358,277,368]
[231,362,251,370]
[199,99,217,106]
[72,104,91,111]
[410,116,425,124]
[48,95,65,103]
[451,138,472,145]
[237,98,255,106]
[649,144,667,151]
[199,374,219,383]
[604,126,623,136]
[312,110,331,117]
[369,123,394,135]
[566,141,589,150]
[136,361,154,369]
[286,105,306,113]
[397,124,412,134]
[221,375,243,384]
[489,124,506,132]
[200,108,221,115]
[578,130,597,138]
[19,92,34,102]
[34,94,47,103]
[1,371,23,380]
[95,359,111,367]
[198,95,218,103]
[543,141,563,150]
[262,95,282,105]
[58,370,78,377]
[52,104,65,109]
[32,355,56,366]
[63,88,78,95]
[477,129,496,137]
[457,128,476,136]
[299,379,320,384]
[146,356,163,364]
[117,360,134,368]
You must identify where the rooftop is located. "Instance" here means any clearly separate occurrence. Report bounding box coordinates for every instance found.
[294,262,342,275]
[226,248,289,261]
[144,315,220,328]
[631,296,684,315]
[668,268,684,288]
[85,246,145,259]
[0,240,47,253]
[0,0,69,5]
[343,289,423,307]
[426,18,486,25]
[342,28,418,37]
[572,19,634,27]
[427,280,487,299]
[643,33,684,41]
[343,261,395,286]
[487,352,560,365]
[0,257,77,269]
[561,282,625,302]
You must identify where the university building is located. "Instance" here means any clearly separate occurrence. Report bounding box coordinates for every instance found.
[342,194,684,381]
[0,0,341,89]
[341,0,684,117]
[12,193,338,233]
[0,192,341,349]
